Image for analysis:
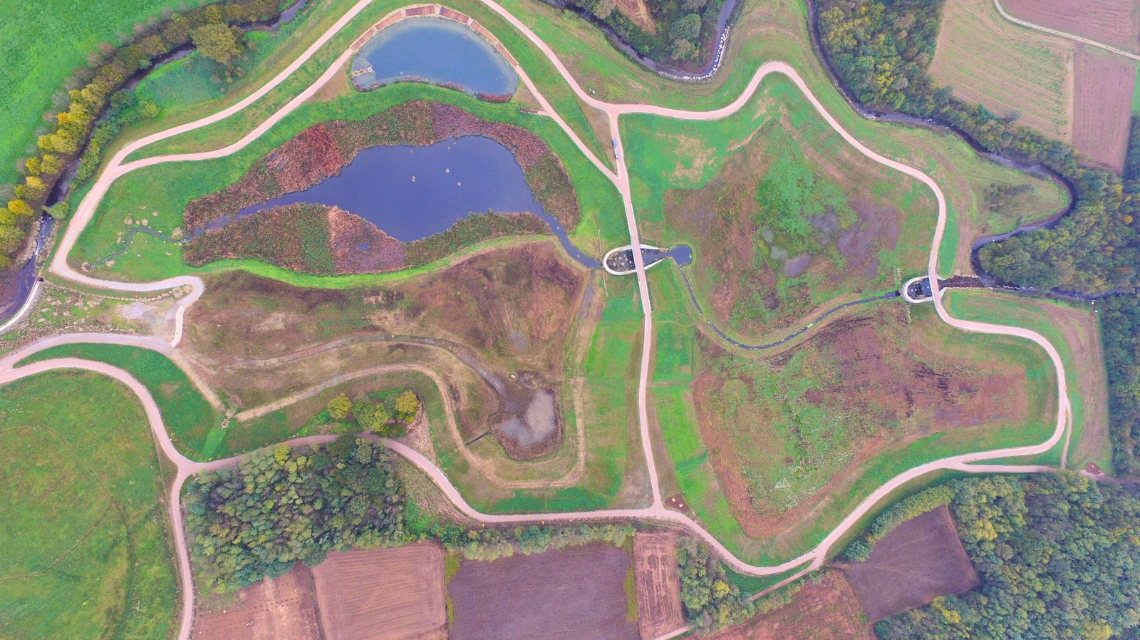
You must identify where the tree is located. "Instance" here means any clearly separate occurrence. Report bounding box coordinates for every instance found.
[394,390,419,421]
[8,200,33,216]
[45,202,70,219]
[327,393,351,420]
[191,23,244,66]
[669,13,701,41]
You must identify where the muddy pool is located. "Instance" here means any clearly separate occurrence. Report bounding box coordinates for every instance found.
[351,18,517,98]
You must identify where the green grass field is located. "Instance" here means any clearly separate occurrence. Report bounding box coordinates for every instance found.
[0,0,212,186]
[18,343,223,460]
[0,370,178,639]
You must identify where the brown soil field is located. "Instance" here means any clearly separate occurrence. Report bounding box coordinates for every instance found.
[193,563,321,640]
[185,101,580,233]
[1072,46,1137,173]
[184,243,586,453]
[930,0,1074,141]
[708,571,873,640]
[632,533,685,640]
[844,505,980,622]
[1002,0,1140,54]
[310,544,446,640]
[449,543,640,640]
[692,307,1032,538]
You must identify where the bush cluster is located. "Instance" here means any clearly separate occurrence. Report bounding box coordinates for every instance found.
[677,535,754,633]
[320,389,420,438]
[872,474,1140,639]
[423,521,635,561]
[565,0,721,65]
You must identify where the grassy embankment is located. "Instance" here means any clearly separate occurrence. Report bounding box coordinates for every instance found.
[946,289,1113,472]
[0,371,178,639]
[0,0,211,186]
[647,264,1056,565]
[18,343,224,459]
[503,0,1066,275]
[74,81,624,284]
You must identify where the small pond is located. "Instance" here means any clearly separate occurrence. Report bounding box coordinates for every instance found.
[227,136,599,267]
[351,18,518,98]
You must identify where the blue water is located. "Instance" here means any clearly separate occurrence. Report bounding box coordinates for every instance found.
[352,19,518,98]
[226,136,600,268]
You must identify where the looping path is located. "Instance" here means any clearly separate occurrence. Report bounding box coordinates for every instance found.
[3,2,1076,638]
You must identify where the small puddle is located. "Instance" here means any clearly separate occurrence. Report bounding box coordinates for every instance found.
[352,18,518,99]
[220,136,599,268]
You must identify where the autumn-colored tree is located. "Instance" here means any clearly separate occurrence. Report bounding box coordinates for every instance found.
[8,200,33,217]
[327,393,351,420]
[191,23,244,66]
[394,390,419,421]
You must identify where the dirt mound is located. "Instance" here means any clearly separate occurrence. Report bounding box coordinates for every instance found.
[844,505,980,622]
[193,563,321,640]
[326,206,405,274]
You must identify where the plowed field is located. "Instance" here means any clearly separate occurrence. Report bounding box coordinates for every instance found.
[931,0,1074,141]
[1002,0,1140,54]
[193,564,321,640]
[310,544,447,640]
[633,533,685,640]
[1072,46,1137,173]
[449,543,639,640]
[844,505,980,622]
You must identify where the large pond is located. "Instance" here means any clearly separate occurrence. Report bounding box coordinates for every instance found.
[227,136,600,267]
[351,18,518,98]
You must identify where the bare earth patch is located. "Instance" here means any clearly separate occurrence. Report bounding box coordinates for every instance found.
[193,563,320,640]
[633,533,685,640]
[310,544,447,640]
[708,571,873,640]
[1072,45,1137,173]
[449,543,639,640]
[843,505,980,622]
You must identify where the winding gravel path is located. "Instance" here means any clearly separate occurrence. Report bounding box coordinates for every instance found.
[2,1,1077,638]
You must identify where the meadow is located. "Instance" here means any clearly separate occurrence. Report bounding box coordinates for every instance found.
[0,371,178,639]
[0,0,210,186]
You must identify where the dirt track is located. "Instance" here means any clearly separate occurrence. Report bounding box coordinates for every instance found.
[0,2,1080,639]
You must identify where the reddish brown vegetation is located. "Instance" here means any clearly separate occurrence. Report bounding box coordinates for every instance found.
[448,544,640,640]
[185,101,580,233]
[1002,0,1139,53]
[193,564,321,640]
[843,505,980,622]
[326,206,406,274]
[633,533,685,640]
[708,571,874,640]
[183,203,335,274]
[1072,46,1136,173]
[691,312,1029,538]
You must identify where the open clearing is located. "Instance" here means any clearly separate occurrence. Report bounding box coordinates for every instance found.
[844,505,979,622]
[1072,45,1137,173]
[931,0,1074,141]
[449,543,639,640]
[1002,0,1140,54]
[311,544,446,640]
[708,571,873,640]
[193,564,320,640]
[0,371,177,640]
[633,532,685,640]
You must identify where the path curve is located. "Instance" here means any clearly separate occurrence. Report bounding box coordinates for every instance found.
[992,0,1140,62]
[2,1,1080,637]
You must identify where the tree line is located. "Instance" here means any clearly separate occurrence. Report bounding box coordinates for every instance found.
[1,0,282,268]
[562,0,726,66]
[817,0,1140,476]
[851,473,1140,640]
